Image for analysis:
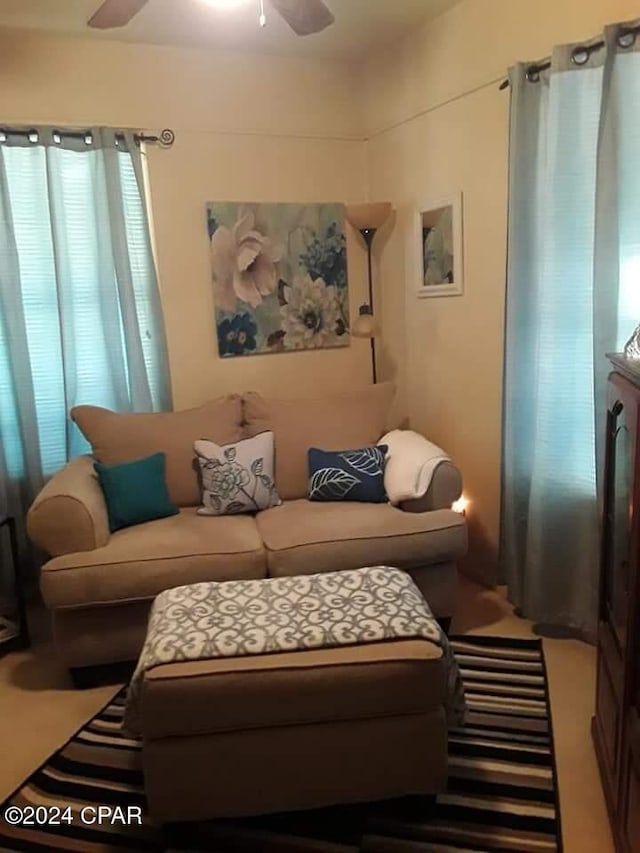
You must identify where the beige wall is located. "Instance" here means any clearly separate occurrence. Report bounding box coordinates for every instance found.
[0,28,371,409]
[362,0,640,584]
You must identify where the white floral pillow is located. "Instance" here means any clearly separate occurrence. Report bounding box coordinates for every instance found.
[195,431,281,516]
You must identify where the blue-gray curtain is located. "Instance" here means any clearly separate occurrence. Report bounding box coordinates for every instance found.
[501,21,640,640]
[0,127,172,583]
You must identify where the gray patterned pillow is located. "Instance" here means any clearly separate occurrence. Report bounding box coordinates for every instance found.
[195,431,281,516]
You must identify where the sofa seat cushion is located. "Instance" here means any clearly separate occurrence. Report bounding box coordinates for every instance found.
[256,500,467,577]
[142,639,445,740]
[40,509,266,610]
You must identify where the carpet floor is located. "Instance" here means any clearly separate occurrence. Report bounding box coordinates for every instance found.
[0,636,562,852]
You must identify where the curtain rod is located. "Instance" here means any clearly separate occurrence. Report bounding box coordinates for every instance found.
[499,22,640,90]
[0,127,175,147]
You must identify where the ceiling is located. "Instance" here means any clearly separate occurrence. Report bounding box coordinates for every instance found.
[0,0,463,59]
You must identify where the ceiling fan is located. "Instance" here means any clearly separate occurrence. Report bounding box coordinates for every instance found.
[88,0,335,37]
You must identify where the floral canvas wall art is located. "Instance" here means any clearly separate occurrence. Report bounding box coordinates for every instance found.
[207,202,350,357]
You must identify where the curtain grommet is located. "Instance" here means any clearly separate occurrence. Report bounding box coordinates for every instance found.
[571,47,590,65]
[617,29,636,49]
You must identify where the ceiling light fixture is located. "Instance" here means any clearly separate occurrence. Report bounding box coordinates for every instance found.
[89,0,334,36]
[200,0,265,26]
[201,0,251,10]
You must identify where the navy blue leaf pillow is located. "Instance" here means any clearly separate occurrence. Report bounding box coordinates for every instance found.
[307,445,388,503]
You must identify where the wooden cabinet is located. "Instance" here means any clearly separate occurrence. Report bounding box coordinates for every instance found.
[593,355,640,853]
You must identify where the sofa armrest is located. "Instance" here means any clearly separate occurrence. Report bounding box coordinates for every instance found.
[380,429,462,512]
[27,456,110,557]
[400,460,462,513]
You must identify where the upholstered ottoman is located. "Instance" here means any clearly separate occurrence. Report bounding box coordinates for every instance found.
[125,567,460,823]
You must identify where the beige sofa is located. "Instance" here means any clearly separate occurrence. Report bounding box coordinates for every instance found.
[27,383,467,673]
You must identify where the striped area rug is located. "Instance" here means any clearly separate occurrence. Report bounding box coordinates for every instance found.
[0,636,562,852]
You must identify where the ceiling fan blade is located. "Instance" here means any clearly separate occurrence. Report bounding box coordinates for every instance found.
[88,0,149,29]
[269,0,334,36]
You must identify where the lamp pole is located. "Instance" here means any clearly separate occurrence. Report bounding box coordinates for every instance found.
[345,202,393,386]
[359,226,377,384]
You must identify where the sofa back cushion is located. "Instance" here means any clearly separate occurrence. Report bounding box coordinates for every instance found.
[71,397,243,507]
[243,383,395,500]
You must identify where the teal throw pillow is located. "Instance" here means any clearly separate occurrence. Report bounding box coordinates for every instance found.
[94,452,179,532]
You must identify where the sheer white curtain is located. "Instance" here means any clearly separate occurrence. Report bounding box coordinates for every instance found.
[501,22,640,639]
[0,127,172,578]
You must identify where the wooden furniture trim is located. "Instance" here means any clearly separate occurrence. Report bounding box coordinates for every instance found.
[0,515,30,656]
[593,357,640,853]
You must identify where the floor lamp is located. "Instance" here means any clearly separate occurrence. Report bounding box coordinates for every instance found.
[346,202,392,384]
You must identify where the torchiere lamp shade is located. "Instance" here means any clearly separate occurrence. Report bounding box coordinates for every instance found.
[345,202,392,232]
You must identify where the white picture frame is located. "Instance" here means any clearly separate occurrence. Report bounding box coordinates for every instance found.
[416,191,464,298]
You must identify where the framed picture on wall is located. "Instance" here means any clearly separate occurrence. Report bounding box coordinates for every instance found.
[206,201,350,357]
[416,191,463,298]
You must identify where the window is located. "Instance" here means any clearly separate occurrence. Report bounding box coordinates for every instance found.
[0,139,166,479]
